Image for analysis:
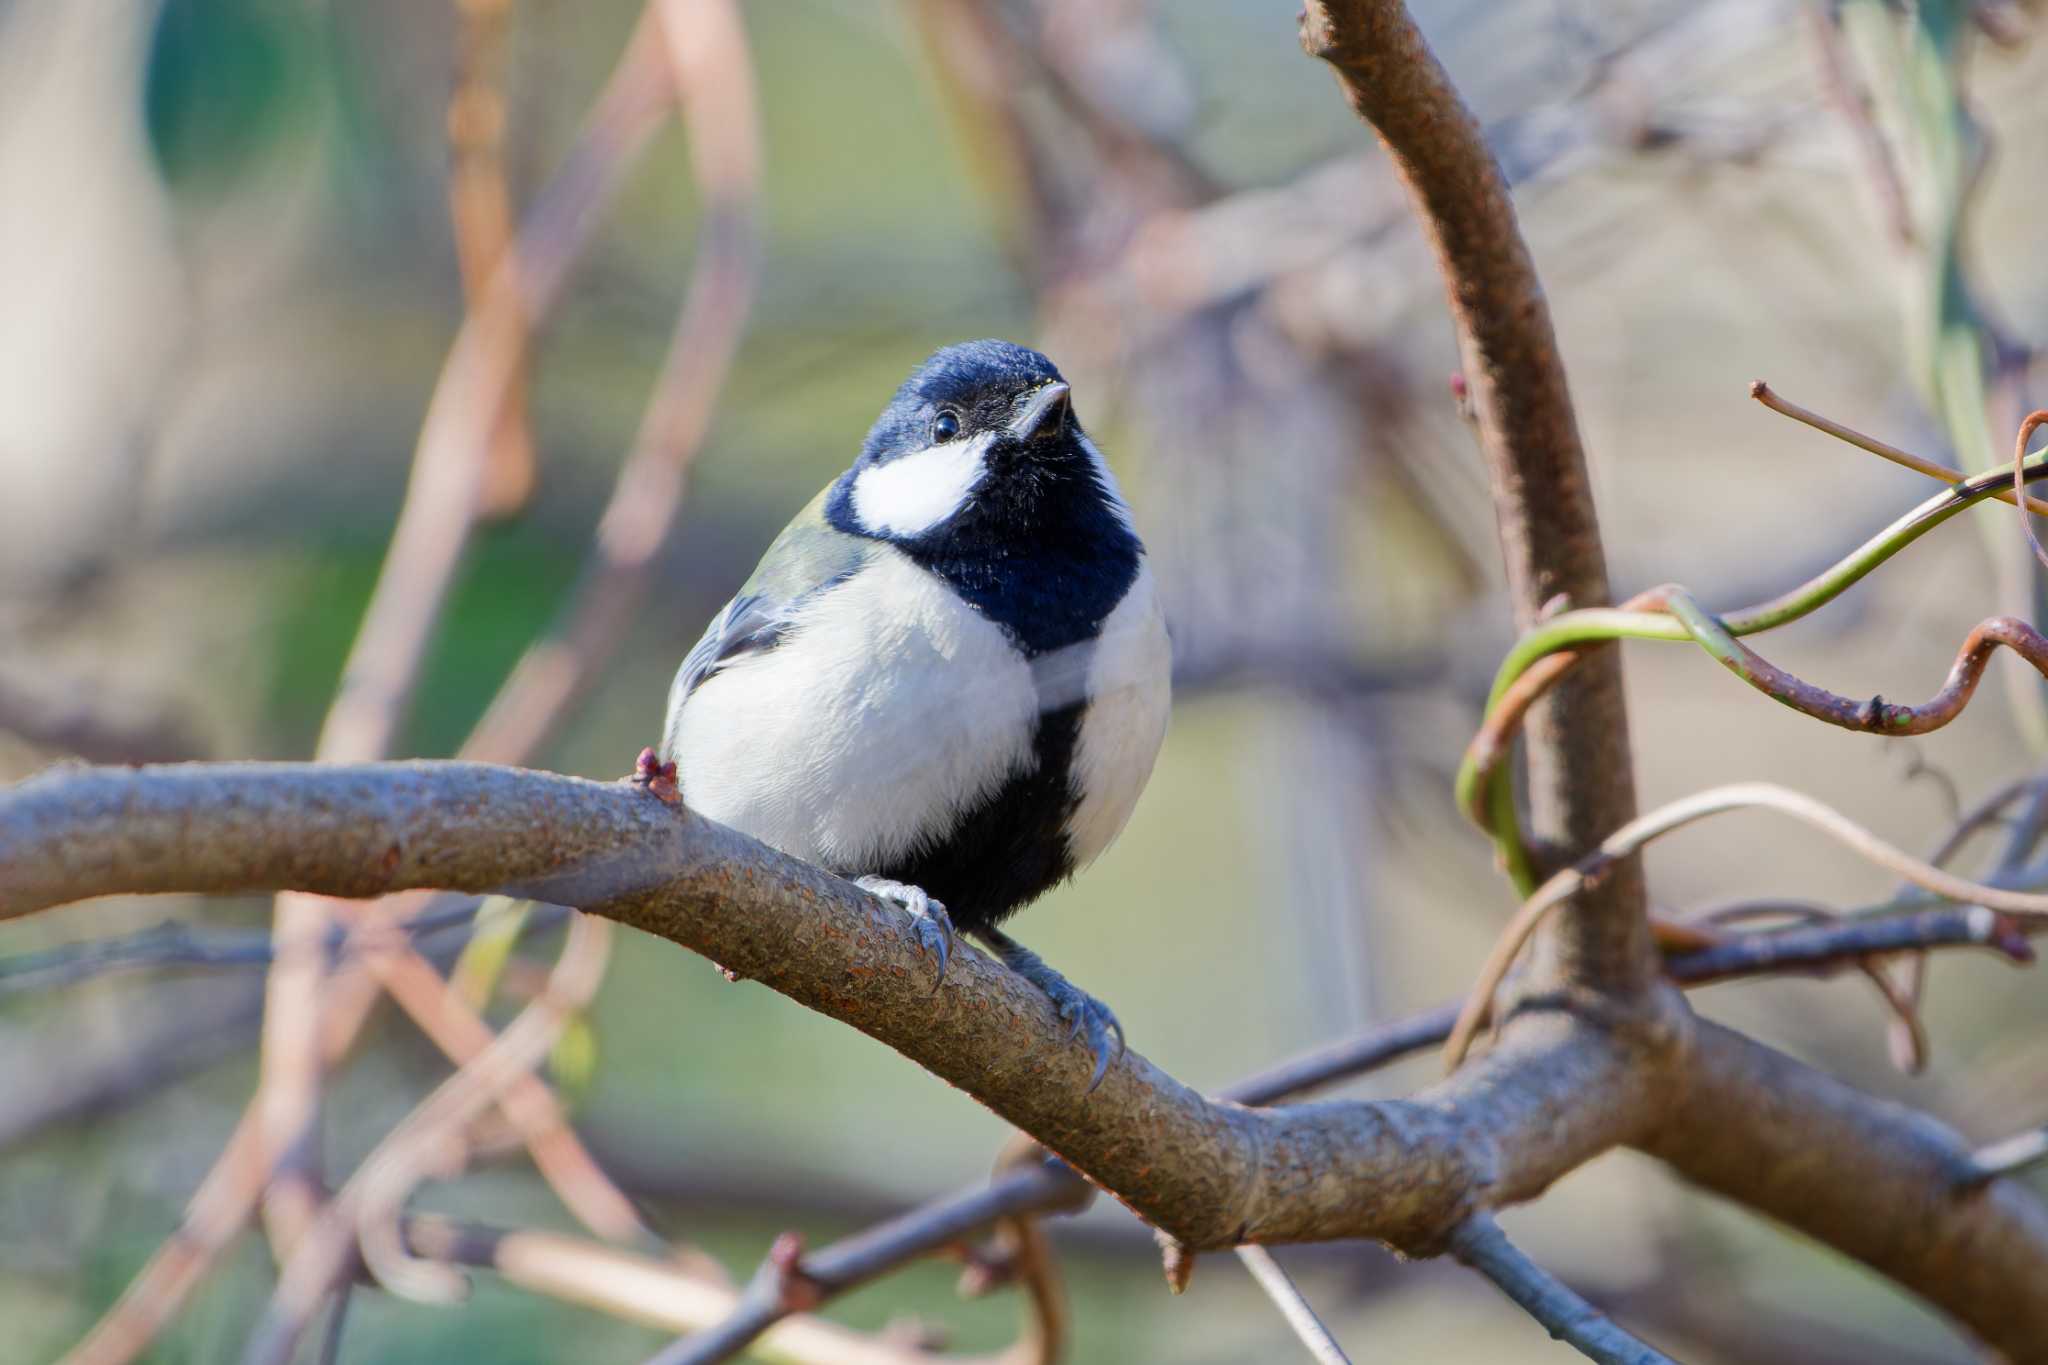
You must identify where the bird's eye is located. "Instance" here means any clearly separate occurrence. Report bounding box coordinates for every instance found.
[932,411,961,443]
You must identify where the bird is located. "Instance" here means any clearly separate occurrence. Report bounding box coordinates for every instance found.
[653,339,1171,1088]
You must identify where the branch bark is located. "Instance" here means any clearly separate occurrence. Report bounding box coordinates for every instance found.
[1299,0,1649,993]
[0,760,1667,1256]
[15,763,2048,1353]
[1449,1213,1675,1365]
[1639,1020,2048,1356]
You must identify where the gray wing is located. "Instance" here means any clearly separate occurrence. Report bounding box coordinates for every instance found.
[660,489,872,757]
[672,592,792,703]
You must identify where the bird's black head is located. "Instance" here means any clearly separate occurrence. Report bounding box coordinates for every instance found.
[826,340,1127,553]
[825,339,1142,656]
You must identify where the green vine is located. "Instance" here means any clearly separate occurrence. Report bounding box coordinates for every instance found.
[1462,450,2048,894]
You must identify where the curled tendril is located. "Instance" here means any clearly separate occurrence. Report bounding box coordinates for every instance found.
[1459,432,2048,892]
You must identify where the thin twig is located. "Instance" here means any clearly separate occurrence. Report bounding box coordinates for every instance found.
[1221,1003,1461,1106]
[1887,772,2048,1069]
[0,901,486,996]
[341,916,645,1243]
[1235,1245,1353,1365]
[241,914,613,1365]
[1448,1213,1676,1365]
[642,1162,1093,1365]
[1447,782,2048,1068]
[461,0,762,764]
[280,0,765,1267]
[982,1212,1066,1365]
[1664,905,2034,982]
[1683,900,1932,1070]
[58,1111,270,1365]
[447,0,537,519]
[1750,380,2048,518]
[1800,2,1915,248]
[402,1217,949,1365]
[0,674,205,765]
[1968,1128,2048,1184]
[313,1286,352,1365]
[62,20,682,1359]
[2011,412,2048,572]
[251,4,676,1256]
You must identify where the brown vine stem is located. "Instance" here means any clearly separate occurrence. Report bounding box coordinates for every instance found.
[1667,597,2048,736]
[1751,380,2048,518]
[1462,407,2048,867]
[2012,411,2048,573]
[1464,597,2048,838]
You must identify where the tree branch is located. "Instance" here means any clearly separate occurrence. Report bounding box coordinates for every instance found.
[402,1217,941,1365]
[0,760,1669,1256]
[1299,0,1648,992]
[0,673,205,765]
[638,1159,1084,1365]
[16,762,2048,1352]
[1664,905,2035,984]
[1448,1213,1676,1365]
[1637,1020,2048,1355]
[1234,1245,1353,1365]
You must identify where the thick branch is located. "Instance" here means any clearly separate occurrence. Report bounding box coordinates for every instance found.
[1638,1020,2048,1358]
[0,760,1667,1255]
[1300,0,1648,990]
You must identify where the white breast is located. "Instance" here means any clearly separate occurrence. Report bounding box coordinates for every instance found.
[1064,559,1172,868]
[672,551,1040,873]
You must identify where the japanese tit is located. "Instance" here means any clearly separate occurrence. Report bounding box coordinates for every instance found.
[657,339,1170,1086]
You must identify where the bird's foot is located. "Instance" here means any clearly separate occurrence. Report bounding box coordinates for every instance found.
[631,746,680,804]
[982,930,1124,1092]
[855,877,954,985]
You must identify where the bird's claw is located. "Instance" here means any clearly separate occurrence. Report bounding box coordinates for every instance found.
[983,933,1126,1093]
[631,746,680,804]
[854,877,954,987]
[1040,978,1124,1092]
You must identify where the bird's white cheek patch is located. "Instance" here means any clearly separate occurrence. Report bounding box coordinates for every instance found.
[851,434,990,538]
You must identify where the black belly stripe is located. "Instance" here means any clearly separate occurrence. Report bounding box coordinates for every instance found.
[872,701,1084,935]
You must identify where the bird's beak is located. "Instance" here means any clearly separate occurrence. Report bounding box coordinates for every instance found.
[1009,382,1071,441]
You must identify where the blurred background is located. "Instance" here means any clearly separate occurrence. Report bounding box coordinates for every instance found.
[2,0,2046,1360]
